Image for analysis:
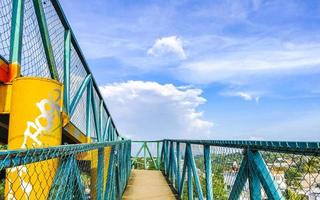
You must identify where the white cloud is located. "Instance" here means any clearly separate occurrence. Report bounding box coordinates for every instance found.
[222,91,260,102]
[176,41,320,84]
[100,81,213,140]
[147,36,187,59]
[221,91,261,103]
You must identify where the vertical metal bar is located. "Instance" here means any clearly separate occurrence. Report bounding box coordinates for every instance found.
[104,147,115,200]
[99,100,103,141]
[229,154,248,200]
[9,0,24,80]
[32,0,59,80]
[145,143,158,170]
[248,159,261,200]
[144,142,147,169]
[102,117,111,141]
[176,142,181,190]
[70,74,92,115]
[63,29,71,113]
[163,141,168,174]
[248,150,284,200]
[204,145,213,200]
[157,141,160,170]
[91,89,100,141]
[168,142,173,181]
[187,144,204,200]
[188,159,193,200]
[85,80,92,137]
[97,147,104,200]
[179,149,188,198]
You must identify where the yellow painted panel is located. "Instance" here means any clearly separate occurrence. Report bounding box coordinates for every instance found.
[90,146,111,199]
[5,77,63,199]
[64,122,88,144]
[0,83,11,114]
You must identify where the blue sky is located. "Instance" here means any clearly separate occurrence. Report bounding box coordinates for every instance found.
[60,0,320,141]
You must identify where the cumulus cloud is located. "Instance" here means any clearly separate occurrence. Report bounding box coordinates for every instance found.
[222,91,260,102]
[147,36,187,59]
[100,81,213,140]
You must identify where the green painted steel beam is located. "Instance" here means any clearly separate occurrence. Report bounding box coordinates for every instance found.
[187,144,204,200]
[178,149,188,198]
[32,0,59,80]
[176,142,180,189]
[164,139,320,155]
[187,160,193,200]
[9,0,24,65]
[103,117,111,141]
[248,152,261,200]
[99,100,104,141]
[145,143,158,170]
[248,150,284,200]
[63,29,71,113]
[97,148,105,200]
[157,142,160,170]
[204,145,213,200]
[85,80,92,137]
[229,155,248,200]
[69,74,92,116]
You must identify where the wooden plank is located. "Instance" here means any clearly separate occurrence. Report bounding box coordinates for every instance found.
[122,170,176,200]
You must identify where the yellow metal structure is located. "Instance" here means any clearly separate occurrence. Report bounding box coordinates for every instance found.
[0,83,11,114]
[5,77,63,199]
[64,122,88,144]
[90,147,111,199]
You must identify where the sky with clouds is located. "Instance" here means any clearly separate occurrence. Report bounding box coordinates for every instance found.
[60,0,320,141]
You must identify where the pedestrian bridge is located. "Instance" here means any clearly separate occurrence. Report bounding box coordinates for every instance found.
[0,0,319,199]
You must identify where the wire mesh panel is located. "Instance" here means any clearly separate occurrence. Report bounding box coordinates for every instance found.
[0,0,12,61]
[89,105,97,139]
[21,0,51,78]
[70,44,88,101]
[179,143,186,178]
[42,0,65,82]
[261,151,320,199]
[131,141,162,170]
[0,141,131,200]
[211,146,245,199]
[70,88,87,134]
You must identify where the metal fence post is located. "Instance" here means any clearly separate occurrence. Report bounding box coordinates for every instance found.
[204,145,213,200]
[8,0,24,81]
[32,0,59,80]
[176,142,180,190]
[63,29,71,113]
[144,142,147,169]
[97,147,105,200]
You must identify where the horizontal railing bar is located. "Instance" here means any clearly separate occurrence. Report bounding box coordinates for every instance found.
[0,140,130,168]
[164,139,320,155]
[132,140,163,143]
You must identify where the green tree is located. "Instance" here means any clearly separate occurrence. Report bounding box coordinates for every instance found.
[284,167,302,189]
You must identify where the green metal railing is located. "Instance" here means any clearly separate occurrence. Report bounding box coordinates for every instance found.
[0,0,120,142]
[131,140,320,200]
[131,141,162,170]
[0,140,131,199]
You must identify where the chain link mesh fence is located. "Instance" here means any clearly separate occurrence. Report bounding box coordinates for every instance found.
[0,141,131,200]
[0,0,113,139]
[159,140,320,200]
[21,0,51,78]
[0,0,12,61]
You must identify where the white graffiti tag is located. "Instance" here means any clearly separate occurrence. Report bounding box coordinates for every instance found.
[21,89,61,148]
[7,89,61,200]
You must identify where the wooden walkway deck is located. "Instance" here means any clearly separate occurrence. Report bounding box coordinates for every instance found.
[122,170,176,200]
